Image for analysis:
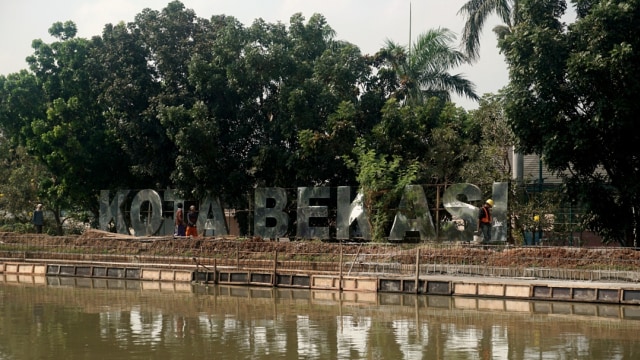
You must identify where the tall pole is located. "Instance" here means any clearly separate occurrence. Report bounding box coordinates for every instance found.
[409,1,412,53]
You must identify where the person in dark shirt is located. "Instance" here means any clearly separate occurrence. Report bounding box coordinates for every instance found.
[186,205,199,237]
[174,203,186,236]
[32,203,44,234]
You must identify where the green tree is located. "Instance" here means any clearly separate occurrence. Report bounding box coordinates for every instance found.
[458,0,520,61]
[346,96,475,240]
[461,92,517,184]
[0,145,47,231]
[92,21,165,187]
[378,28,478,104]
[249,13,365,189]
[344,137,420,241]
[0,22,133,231]
[500,0,640,246]
[117,0,205,187]
[0,71,45,144]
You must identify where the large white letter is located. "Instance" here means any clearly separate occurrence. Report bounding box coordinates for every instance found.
[388,185,436,241]
[297,187,329,239]
[336,186,371,240]
[99,190,130,234]
[254,188,289,240]
[199,195,228,236]
[130,189,163,236]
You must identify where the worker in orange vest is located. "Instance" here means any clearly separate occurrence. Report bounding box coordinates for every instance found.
[477,199,494,243]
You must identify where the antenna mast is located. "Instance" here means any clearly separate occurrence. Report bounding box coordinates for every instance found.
[409,1,412,53]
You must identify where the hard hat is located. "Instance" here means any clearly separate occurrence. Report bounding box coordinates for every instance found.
[485,199,494,207]
[534,215,540,222]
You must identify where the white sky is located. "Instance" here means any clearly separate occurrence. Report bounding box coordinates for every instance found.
[0,0,512,110]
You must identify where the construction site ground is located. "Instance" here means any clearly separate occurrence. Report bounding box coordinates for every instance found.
[1,229,639,271]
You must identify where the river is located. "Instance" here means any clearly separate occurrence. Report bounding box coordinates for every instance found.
[0,276,639,359]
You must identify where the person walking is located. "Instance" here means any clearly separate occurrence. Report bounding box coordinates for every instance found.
[477,199,493,243]
[174,203,186,236]
[186,205,199,237]
[32,203,44,234]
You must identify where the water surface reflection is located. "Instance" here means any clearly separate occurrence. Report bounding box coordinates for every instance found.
[1,276,639,359]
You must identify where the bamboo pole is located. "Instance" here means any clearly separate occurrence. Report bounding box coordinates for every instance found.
[339,240,343,292]
[272,250,278,287]
[415,248,420,294]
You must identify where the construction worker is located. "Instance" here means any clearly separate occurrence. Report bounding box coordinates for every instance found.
[477,199,494,243]
[186,205,199,237]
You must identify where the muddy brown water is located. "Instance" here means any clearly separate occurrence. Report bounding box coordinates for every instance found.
[1,276,640,359]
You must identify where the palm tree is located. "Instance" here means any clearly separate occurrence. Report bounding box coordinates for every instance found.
[380,28,479,104]
[458,0,519,61]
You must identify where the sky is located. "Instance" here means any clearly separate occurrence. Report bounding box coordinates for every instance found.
[0,0,511,110]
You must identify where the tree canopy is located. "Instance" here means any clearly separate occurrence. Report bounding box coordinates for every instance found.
[500,0,640,246]
[0,1,484,239]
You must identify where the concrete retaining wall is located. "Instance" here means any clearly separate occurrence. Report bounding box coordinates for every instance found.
[3,261,640,305]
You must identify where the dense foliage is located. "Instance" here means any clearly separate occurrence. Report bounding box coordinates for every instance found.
[500,0,640,246]
[0,1,489,239]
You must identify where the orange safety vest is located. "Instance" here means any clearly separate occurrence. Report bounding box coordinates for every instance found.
[480,206,492,224]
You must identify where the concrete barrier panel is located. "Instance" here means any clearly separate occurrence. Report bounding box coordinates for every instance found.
[622,289,640,304]
[426,281,451,295]
[106,267,125,278]
[573,288,596,301]
[342,277,377,292]
[250,273,272,285]
[17,264,34,274]
[141,269,161,281]
[75,266,92,277]
[478,284,504,297]
[125,268,141,279]
[401,280,417,293]
[33,265,46,275]
[505,285,530,298]
[454,283,477,296]
[551,287,572,300]
[533,286,551,298]
[228,272,249,283]
[277,274,310,288]
[311,276,339,290]
[598,289,620,303]
[160,270,175,281]
[379,279,402,292]
[173,271,192,282]
[93,267,107,277]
